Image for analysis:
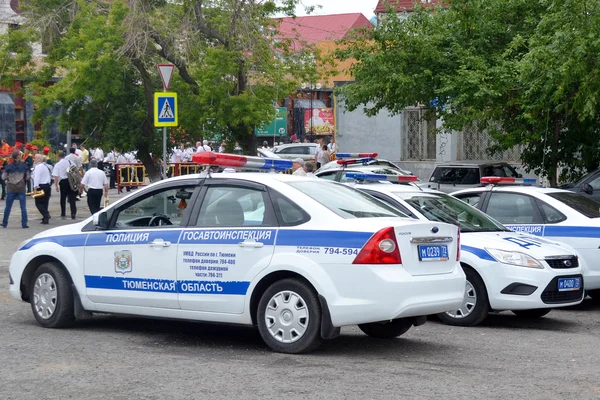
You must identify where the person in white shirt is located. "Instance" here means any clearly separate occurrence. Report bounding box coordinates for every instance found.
[327,137,336,154]
[80,159,109,215]
[66,148,83,170]
[196,140,212,152]
[292,158,307,176]
[52,151,77,219]
[103,147,122,189]
[304,161,316,177]
[32,154,53,224]
[91,147,104,162]
[72,143,83,157]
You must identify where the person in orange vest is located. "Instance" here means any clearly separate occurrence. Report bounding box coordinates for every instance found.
[1,139,10,155]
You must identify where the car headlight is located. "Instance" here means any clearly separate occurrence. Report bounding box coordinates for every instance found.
[486,248,544,269]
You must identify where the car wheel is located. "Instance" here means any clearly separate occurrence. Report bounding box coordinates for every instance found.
[257,278,322,354]
[511,309,551,318]
[30,263,75,328]
[358,318,412,339]
[437,266,489,327]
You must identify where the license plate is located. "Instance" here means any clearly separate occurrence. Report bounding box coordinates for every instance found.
[418,245,449,262]
[557,277,581,292]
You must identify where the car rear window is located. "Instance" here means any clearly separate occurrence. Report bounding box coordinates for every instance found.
[430,167,479,184]
[547,192,600,218]
[288,181,408,219]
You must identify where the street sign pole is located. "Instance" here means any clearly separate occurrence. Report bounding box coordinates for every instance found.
[158,64,175,180]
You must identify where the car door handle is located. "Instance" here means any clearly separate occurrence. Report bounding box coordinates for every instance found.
[238,240,264,248]
[149,239,171,248]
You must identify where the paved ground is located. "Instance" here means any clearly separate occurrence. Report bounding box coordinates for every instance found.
[1,191,600,399]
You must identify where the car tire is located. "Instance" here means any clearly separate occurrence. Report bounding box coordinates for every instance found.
[257,278,323,354]
[29,263,75,328]
[358,318,412,339]
[511,309,551,318]
[437,266,489,327]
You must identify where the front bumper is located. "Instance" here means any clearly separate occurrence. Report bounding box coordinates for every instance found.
[322,262,466,327]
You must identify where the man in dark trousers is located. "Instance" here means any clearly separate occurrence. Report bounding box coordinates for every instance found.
[52,151,77,219]
[80,159,108,215]
[32,154,52,224]
[1,150,30,228]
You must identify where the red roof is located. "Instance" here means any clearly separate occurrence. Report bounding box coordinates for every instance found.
[375,0,443,14]
[275,13,372,46]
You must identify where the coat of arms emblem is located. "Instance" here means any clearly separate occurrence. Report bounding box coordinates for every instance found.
[114,250,132,274]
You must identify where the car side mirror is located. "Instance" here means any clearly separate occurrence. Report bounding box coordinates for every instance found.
[94,211,109,229]
[583,183,593,195]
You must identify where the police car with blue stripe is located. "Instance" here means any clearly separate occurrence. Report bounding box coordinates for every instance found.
[342,172,584,326]
[452,177,600,300]
[9,153,465,353]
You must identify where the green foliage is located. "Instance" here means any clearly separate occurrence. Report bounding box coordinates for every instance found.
[337,0,600,184]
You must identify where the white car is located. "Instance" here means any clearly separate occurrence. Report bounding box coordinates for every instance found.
[452,178,600,297]
[9,155,465,354]
[343,173,585,326]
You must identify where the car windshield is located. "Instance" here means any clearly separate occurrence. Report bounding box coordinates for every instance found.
[394,192,508,232]
[289,181,408,219]
[547,192,600,218]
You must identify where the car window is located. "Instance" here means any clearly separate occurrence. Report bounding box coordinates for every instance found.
[456,193,482,208]
[196,186,272,227]
[275,147,294,155]
[481,165,519,178]
[430,167,479,185]
[547,192,600,218]
[536,200,567,224]
[307,146,317,155]
[288,181,408,219]
[317,171,338,181]
[486,193,536,224]
[114,185,195,228]
[396,192,506,232]
[589,176,600,191]
[364,191,417,218]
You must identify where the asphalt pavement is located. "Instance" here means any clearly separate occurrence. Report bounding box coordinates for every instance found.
[1,190,600,399]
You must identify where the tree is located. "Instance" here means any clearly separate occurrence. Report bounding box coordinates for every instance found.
[14,0,318,181]
[337,0,600,185]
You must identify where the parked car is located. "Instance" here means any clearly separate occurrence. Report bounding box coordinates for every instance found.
[418,161,522,193]
[350,175,584,326]
[452,180,600,297]
[271,143,319,162]
[318,159,413,175]
[559,169,600,203]
[315,165,415,184]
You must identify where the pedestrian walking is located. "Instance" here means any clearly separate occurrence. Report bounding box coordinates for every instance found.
[32,154,52,224]
[1,150,30,228]
[52,151,78,219]
[316,143,330,169]
[80,159,108,215]
[80,143,90,172]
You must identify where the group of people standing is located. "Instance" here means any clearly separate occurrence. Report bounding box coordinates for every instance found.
[1,140,109,228]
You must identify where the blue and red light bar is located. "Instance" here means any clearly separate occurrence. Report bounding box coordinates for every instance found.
[345,173,418,183]
[337,157,375,166]
[480,177,537,185]
[192,152,293,171]
[336,153,378,159]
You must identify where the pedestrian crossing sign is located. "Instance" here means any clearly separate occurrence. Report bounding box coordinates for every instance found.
[154,92,178,127]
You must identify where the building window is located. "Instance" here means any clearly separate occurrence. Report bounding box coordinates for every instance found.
[401,107,436,160]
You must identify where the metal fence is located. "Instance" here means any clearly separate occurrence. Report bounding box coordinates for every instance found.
[457,127,522,162]
[401,108,436,161]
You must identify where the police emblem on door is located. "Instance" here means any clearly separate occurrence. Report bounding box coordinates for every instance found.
[114,251,132,274]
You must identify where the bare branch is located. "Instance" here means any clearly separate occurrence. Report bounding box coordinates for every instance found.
[148,31,199,95]
[193,0,229,47]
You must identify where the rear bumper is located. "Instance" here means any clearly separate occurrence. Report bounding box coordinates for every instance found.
[323,262,466,327]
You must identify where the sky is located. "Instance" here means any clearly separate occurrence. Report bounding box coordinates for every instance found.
[296,0,377,19]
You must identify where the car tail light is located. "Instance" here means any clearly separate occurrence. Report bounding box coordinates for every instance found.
[353,227,401,265]
[456,228,461,261]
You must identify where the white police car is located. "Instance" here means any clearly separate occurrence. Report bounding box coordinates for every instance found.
[452,177,600,299]
[343,173,585,326]
[8,153,465,354]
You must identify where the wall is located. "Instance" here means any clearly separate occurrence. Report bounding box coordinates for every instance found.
[335,96,402,161]
[0,93,16,144]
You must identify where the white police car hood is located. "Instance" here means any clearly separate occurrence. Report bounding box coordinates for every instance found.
[462,230,578,260]
[25,220,91,241]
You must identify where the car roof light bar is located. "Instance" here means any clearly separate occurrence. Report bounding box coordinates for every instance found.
[192,152,293,171]
[336,153,378,159]
[345,173,419,183]
[480,177,537,185]
[336,157,375,166]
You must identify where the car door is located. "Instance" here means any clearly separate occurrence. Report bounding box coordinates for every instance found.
[177,180,278,314]
[84,182,199,309]
[479,191,545,235]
